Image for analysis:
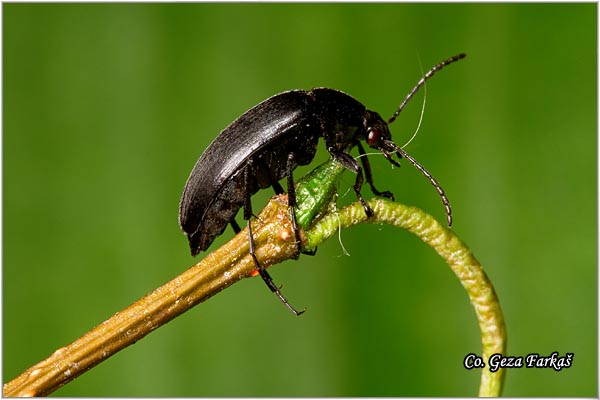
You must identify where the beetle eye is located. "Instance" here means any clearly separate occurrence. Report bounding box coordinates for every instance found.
[367,128,380,146]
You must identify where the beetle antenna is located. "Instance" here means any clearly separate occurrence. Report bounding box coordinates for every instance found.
[390,143,453,226]
[400,72,427,149]
[388,53,466,125]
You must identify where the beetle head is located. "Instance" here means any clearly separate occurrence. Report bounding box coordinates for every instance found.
[364,110,401,167]
[364,109,453,226]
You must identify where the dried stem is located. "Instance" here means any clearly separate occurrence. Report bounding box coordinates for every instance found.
[3,197,298,397]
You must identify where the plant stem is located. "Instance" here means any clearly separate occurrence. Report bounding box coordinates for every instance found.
[4,195,506,397]
[3,197,298,397]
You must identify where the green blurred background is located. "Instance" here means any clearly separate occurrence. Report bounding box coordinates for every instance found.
[3,3,596,397]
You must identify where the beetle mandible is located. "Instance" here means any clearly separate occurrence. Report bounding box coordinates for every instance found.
[179,53,466,315]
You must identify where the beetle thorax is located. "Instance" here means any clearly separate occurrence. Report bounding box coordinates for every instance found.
[328,122,361,152]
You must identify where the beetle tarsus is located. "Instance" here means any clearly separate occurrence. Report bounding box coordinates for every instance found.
[246,215,305,316]
[302,248,317,256]
[255,258,306,316]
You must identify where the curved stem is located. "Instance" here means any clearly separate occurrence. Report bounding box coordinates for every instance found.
[306,199,507,396]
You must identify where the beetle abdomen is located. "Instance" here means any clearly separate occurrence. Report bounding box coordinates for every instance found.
[186,169,246,254]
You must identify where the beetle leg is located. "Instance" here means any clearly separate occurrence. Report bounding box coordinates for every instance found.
[331,151,374,218]
[356,142,395,201]
[243,161,305,316]
[272,181,285,195]
[230,219,241,234]
[255,263,306,316]
[285,153,302,259]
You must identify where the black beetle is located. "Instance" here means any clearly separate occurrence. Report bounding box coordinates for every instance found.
[179,53,466,315]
